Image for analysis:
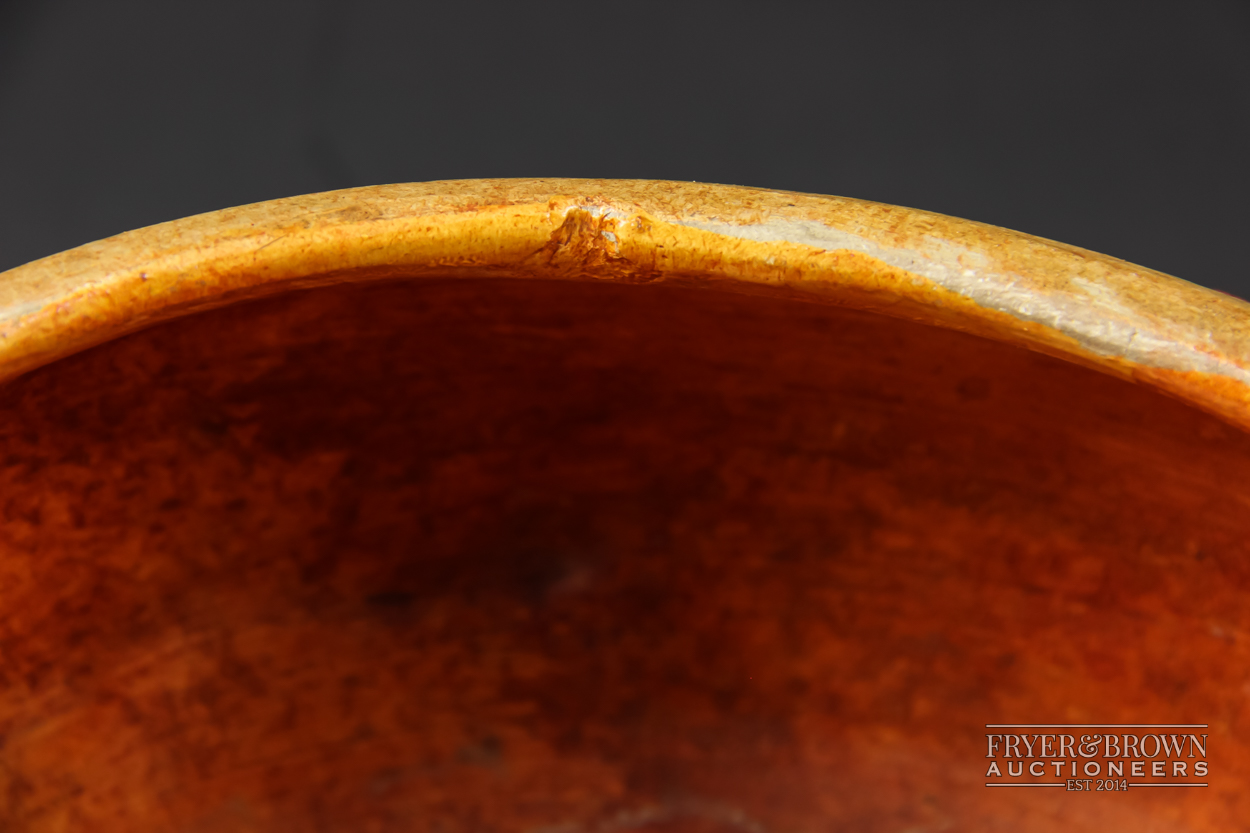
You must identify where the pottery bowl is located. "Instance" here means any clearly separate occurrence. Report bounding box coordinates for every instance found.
[2,180,1249,832]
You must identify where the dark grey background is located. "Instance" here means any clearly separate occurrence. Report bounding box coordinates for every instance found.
[1,0,1247,295]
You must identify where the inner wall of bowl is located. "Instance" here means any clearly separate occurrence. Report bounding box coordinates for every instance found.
[1,277,1248,832]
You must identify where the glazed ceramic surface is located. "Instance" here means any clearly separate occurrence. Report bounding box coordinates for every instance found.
[1,180,1249,831]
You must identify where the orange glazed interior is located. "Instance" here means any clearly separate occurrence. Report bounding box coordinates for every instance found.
[1,181,1248,831]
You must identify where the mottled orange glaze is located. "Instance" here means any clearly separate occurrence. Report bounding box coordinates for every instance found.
[1,182,1248,831]
[3,181,1250,427]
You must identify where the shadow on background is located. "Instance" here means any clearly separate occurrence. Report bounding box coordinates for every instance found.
[0,0,1247,295]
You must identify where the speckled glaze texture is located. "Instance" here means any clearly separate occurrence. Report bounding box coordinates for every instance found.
[3,179,1250,428]
[2,181,1249,832]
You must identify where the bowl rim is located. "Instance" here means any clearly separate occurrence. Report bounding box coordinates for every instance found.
[3,178,1249,430]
